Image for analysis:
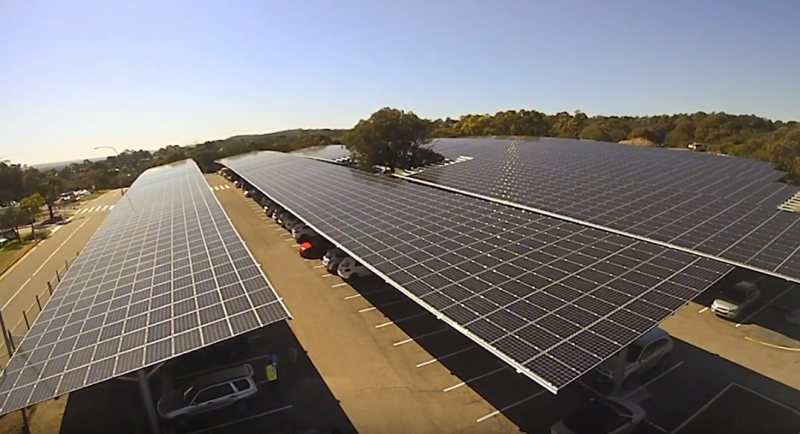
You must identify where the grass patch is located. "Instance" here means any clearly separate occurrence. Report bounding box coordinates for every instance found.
[21,229,50,242]
[0,241,34,275]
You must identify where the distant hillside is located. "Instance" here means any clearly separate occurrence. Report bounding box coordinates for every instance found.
[32,157,105,171]
[226,128,346,142]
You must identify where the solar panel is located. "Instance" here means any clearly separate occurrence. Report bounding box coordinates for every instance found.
[291,145,351,162]
[408,138,800,282]
[221,151,732,392]
[0,160,290,415]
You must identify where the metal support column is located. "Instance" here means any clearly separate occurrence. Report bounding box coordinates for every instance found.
[0,308,14,357]
[611,346,628,396]
[136,369,161,434]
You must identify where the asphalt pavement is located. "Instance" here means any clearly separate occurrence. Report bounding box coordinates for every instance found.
[0,191,121,351]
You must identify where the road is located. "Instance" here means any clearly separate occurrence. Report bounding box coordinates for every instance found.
[0,191,121,354]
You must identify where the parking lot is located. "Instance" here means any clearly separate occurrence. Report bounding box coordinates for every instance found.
[212,172,800,433]
[52,173,800,434]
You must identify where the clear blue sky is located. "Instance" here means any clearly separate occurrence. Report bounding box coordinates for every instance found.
[1,0,798,165]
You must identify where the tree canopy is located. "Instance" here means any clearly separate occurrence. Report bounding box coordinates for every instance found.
[1,107,798,234]
[344,108,443,172]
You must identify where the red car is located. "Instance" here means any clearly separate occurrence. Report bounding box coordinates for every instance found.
[299,238,332,259]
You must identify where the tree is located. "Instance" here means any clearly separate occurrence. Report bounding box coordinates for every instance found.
[0,207,24,241]
[580,123,611,141]
[19,193,45,240]
[343,107,439,172]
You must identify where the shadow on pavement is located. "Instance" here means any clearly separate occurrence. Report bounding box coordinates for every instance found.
[60,321,355,434]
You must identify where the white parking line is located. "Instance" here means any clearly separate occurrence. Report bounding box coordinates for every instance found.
[624,361,684,398]
[374,321,394,329]
[378,312,426,326]
[344,294,362,300]
[736,283,795,327]
[108,205,114,210]
[698,306,709,314]
[393,327,451,346]
[274,228,284,232]
[312,264,325,269]
[731,382,800,415]
[416,346,477,367]
[291,244,299,247]
[186,405,293,434]
[358,306,377,313]
[102,205,110,211]
[331,283,348,288]
[444,366,508,392]
[321,273,332,278]
[476,391,545,423]
[672,383,732,433]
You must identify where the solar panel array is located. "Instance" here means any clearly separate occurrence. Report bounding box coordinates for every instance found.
[0,160,289,415]
[292,144,351,162]
[221,152,731,392]
[410,138,800,281]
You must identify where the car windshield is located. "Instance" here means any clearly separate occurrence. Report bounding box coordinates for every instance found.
[626,341,644,362]
[562,399,629,432]
[719,286,747,303]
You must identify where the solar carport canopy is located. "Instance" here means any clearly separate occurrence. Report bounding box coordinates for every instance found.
[220,151,732,393]
[412,138,800,282]
[0,160,289,415]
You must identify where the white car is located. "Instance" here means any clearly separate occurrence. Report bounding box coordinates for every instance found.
[337,257,373,280]
[595,327,672,382]
[551,397,645,434]
[711,281,760,320]
[157,364,257,425]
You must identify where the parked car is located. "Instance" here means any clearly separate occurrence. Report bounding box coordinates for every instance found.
[323,249,348,274]
[285,218,304,232]
[157,364,257,425]
[244,189,253,198]
[270,208,283,221]
[595,327,672,382]
[276,211,293,226]
[291,223,308,238]
[266,204,280,217]
[281,215,299,229]
[711,281,760,320]
[233,180,241,188]
[294,227,318,243]
[337,257,373,280]
[0,237,9,248]
[551,397,645,434]
[299,238,333,259]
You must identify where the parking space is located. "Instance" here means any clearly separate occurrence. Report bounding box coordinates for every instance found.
[212,171,800,434]
[211,173,522,433]
[673,383,800,433]
[668,270,800,390]
[170,323,354,434]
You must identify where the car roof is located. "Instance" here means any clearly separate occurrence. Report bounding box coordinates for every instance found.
[190,364,253,390]
[635,327,669,345]
[733,281,757,291]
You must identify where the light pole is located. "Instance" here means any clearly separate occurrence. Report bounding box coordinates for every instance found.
[94,146,126,195]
